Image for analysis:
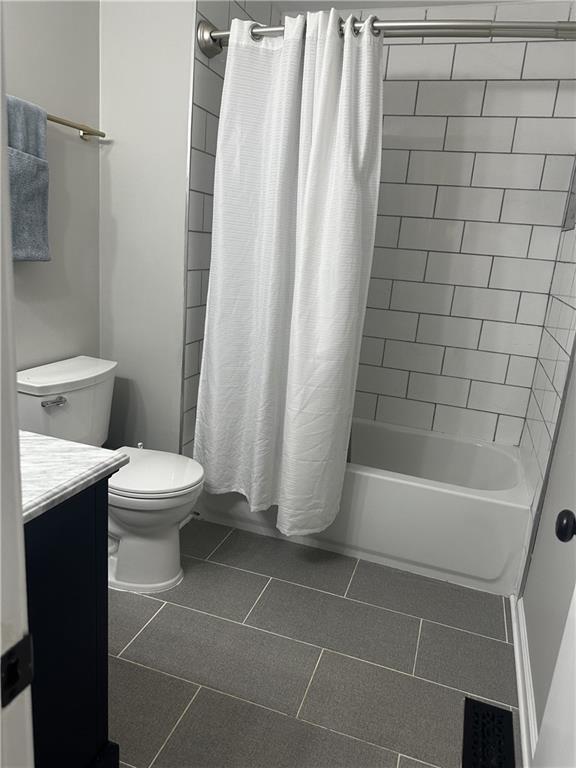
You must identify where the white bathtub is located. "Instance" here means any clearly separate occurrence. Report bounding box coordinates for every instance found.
[197,418,533,595]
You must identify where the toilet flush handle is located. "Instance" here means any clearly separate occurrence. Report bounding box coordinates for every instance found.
[41,396,67,409]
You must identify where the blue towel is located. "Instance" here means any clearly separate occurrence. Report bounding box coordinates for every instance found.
[6,95,50,261]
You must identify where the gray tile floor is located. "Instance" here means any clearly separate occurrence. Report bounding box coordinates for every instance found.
[109,519,521,768]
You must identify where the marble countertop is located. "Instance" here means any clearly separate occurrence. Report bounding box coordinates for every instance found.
[20,431,129,523]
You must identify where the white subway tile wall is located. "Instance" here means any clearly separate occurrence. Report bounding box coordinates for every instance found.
[522,231,576,497]
[353,1,576,446]
[185,1,576,459]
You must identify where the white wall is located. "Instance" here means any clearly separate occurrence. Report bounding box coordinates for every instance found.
[100,1,196,452]
[3,1,100,370]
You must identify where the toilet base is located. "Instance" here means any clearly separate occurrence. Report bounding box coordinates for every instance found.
[107,522,184,594]
[108,558,183,593]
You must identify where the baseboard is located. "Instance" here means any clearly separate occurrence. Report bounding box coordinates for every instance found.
[510,595,538,767]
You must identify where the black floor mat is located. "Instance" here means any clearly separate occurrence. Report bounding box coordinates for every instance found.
[462,697,516,768]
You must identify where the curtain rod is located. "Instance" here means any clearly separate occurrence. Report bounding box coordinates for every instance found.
[47,113,106,140]
[197,17,576,58]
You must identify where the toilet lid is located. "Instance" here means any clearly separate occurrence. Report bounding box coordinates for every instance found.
[109,447,204,497]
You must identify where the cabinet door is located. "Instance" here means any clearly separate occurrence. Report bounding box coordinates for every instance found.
[25,481,110,768]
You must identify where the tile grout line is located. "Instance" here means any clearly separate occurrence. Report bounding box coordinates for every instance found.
[242,577,272,624]
[116,602,166,658]
[115,655,204,689]
[298,713,404,759]
[147,686,201,768]
[204,527,234,560]
[176,554,510,644]
[412,619,423,675]
[343,559,360,597]
[296,649,324,720]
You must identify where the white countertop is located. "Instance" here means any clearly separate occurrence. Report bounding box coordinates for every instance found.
[20,431,129,523]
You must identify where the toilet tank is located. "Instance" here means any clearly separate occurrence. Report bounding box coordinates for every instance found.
[17,356,117,446]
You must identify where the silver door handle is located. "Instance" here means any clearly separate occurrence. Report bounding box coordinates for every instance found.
[41,396,67,409]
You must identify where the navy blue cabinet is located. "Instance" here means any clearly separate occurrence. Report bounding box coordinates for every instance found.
[24,479,118,768]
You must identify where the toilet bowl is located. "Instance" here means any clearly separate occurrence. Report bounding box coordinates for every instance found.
[107,446,204,593]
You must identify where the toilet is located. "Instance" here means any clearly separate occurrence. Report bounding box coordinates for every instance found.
[107,447,203,592]
[16,355,204,593]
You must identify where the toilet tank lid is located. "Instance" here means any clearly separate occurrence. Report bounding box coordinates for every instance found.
[17,356,118,396]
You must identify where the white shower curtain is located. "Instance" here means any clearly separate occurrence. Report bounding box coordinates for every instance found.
[195,10,383,536]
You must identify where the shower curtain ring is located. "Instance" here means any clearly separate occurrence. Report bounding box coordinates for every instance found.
[350,16,361,36]
[250,22,266,41]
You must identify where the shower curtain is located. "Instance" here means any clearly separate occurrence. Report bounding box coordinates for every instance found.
[195,10,383,536]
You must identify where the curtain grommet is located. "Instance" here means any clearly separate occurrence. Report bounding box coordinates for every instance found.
[250,22,266,42]
[370,19,381,37]
[350,16,361,36]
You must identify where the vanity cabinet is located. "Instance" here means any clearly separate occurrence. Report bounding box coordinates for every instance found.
[24,479,118,768]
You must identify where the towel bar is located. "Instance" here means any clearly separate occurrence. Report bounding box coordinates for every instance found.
[47,113,105,140]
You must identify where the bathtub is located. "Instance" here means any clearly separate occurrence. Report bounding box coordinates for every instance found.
[197,418,533,595]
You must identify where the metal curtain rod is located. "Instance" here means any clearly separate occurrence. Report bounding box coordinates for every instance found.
[197,17,576,58]
[46,113,106,140]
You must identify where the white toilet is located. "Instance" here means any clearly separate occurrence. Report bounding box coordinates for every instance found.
[107,447,203,592]
[16,355,204,593]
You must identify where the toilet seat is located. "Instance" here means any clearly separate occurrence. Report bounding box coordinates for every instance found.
[108,486,200,514]
[109,446,204,499]
[109,484,201,501]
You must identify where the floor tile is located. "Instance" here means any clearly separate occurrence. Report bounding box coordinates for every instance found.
[246,579,420,672]
[152,556,268,621]
[505,598,513,644]
[180,518,231,558]
[154,688,398,768]
[109,656,197,768]
[347,561,506,639]
[299,651,465,768]
[210,530,357,594]
[398,758,439,768]
[415,621,518,706]
[122,603,321,714]
[108,589,162,656]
